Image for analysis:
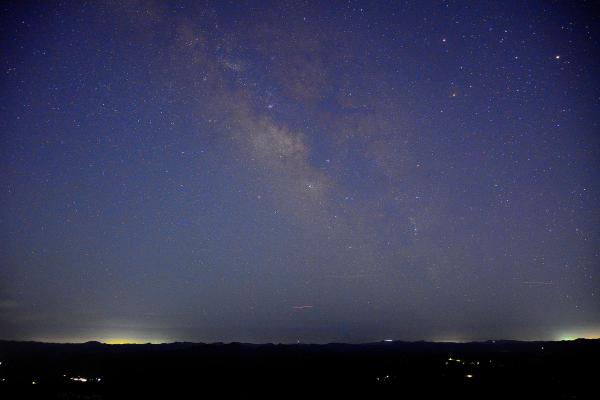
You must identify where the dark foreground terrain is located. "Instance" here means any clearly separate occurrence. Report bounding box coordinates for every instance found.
[0,339,597,398]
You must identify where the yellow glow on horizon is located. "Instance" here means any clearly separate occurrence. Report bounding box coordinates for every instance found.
[558,335,576,341]
[104,338,140,345]
[555,327,600,341]
[90,330,170,344]
[35,334,169,344]
[102,336,166,344]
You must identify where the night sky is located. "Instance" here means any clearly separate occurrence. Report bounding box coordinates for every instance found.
[1,1,599,344]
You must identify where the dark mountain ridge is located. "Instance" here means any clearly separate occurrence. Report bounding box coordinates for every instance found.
[0,339,597,398]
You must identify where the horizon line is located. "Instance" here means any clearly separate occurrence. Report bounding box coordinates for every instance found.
[1,337,597,346]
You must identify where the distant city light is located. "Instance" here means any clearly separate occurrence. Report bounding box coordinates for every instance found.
[384,339,393,342]
[69,376,102,383]
[466,374,473,378]
[559,335,576,341]
[98,334,168,344]
[556,327,600,341]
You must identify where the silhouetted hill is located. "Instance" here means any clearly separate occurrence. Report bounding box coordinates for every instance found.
[0,339,597,398]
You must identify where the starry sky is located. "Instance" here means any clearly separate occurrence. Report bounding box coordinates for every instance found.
[1,1,599,344]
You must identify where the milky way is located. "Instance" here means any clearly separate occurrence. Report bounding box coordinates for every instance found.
[1,1,598,343]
